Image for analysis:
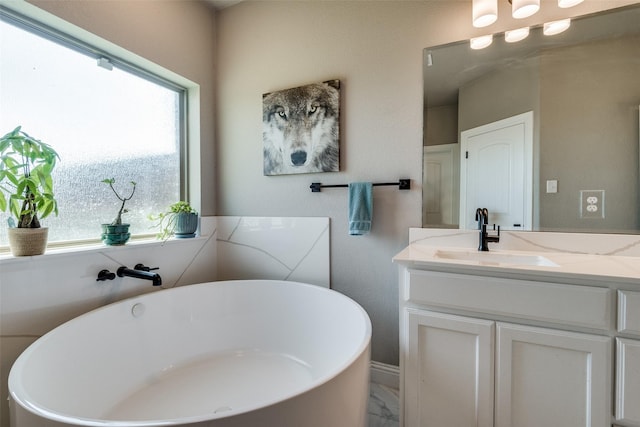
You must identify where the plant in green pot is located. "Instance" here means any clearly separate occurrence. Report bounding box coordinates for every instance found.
[0,126,60,256]
[149,201,198,241]
[101,178,136,246]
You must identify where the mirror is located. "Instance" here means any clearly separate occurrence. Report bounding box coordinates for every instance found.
[423,4,640,233]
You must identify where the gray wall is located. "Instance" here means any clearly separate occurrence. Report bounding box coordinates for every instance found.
[540,35,640,231]
[214,0,633,364]
[215,1,429,364]
[425,104,458,146]
[459,58,540,132]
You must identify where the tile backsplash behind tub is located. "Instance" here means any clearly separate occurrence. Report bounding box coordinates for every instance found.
[216,216,329,287]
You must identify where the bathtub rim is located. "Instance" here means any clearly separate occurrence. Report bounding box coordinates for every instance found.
[8,279,372,427]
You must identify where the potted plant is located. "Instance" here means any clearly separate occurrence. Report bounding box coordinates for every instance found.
[101,178,136,246]
[149,201,198,241]
[0,126,60,256]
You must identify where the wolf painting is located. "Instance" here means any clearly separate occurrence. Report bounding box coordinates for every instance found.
[263,80,340,176]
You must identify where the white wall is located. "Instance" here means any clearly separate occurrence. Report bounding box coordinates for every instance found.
[214,0,636,364]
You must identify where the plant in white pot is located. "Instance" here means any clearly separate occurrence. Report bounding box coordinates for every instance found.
[149,201,198,241]
[101,178,136,246]
[0,126,60,256]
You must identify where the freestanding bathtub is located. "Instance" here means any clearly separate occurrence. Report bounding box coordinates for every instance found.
[8,280,372,427]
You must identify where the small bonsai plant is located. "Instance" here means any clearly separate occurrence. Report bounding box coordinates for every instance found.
[102,178,137,226]
[149,201,198,241]
[0,126,60,229]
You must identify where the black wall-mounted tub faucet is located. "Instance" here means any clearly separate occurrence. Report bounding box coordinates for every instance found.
[97,265,162,286]
[117,266,162,286]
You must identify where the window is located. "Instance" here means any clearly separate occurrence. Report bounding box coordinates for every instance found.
[0,10,185,245]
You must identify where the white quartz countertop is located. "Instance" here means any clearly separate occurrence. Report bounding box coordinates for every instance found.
[394,229,640,286]
[394,244,640,283]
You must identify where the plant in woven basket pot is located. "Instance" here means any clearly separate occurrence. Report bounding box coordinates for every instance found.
[101,178,136,246]
[149,201,198,242]
[0,126,60,256]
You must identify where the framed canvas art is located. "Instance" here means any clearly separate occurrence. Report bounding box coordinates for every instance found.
[263,80,340,176]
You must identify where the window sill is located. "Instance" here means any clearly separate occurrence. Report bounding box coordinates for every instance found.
[0,234,209,265]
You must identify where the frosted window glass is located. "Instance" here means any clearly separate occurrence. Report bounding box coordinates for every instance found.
[0,18,183,244]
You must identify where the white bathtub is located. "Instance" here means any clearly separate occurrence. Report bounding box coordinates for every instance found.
[8,280,371,427]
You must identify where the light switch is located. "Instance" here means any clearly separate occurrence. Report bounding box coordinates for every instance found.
[546,180,558,193]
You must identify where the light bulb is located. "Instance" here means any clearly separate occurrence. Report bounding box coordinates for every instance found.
[505,27,530,43]
[473,0,498,28]
[512,0,540,19]
[544,18,571,36]
[470,35,493,50]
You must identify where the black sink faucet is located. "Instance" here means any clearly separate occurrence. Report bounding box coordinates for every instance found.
[475,208,500,251]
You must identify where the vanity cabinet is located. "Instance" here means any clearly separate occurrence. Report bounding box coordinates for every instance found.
[616,290,640,425]
[405,310,494,427]
[399,268,619,427]
[495,322,610,427]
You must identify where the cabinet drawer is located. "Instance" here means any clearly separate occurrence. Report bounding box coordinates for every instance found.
[618,290,640,335]
[405,269,612,330]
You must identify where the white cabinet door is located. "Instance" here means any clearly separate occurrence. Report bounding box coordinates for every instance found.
[616,338,640,425]
[405,309,494,427]
[496,323,612,427]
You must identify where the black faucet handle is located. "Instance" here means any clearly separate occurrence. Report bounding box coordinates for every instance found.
[475,208,490,225]
[134,263,159,272]
[97,269,116,281]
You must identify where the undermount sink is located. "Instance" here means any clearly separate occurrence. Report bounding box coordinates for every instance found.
[434,249,559,267]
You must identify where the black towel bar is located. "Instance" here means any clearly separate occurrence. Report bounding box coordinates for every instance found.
[310,179,410,192]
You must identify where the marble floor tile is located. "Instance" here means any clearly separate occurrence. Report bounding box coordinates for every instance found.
[368,382,399,427]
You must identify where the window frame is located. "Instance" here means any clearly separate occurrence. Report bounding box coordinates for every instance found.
[0,4,200,251]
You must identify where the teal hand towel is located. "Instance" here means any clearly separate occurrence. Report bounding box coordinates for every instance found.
[349,182,373,235]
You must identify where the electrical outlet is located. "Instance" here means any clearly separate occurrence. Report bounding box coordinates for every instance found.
[580,190,605,219]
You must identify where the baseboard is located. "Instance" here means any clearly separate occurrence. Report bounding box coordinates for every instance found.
[370,361,399,389]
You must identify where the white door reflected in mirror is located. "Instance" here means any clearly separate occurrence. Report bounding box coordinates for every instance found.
[460,111,533,231]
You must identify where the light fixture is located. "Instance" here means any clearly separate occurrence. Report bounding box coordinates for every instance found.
[469,0,578,47]
[505,27,529,42]
[512,0,540,19]
[473,0,498,27]
[470,34,493,50]
[544,18,571,35]
[558,0,584,8]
